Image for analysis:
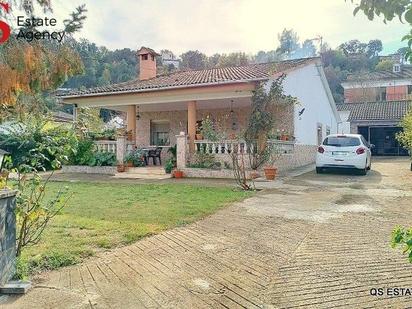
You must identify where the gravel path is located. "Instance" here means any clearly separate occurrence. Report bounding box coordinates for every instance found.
[3,157,412,308]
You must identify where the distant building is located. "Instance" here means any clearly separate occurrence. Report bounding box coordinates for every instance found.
[161,50,180,69]
[342,62,412,103]
[338,59,412,156]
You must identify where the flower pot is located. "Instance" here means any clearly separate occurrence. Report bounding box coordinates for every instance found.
[173,170,184,178]
[250,171,260,179]
[126,161,133,168]
[264,167,277,181]
[281,135,288,141]
[117,164,125,173]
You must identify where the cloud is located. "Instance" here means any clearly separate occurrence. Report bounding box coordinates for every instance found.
[50,0,409,55]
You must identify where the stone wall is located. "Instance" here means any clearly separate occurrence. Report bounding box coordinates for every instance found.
[0,190,17,286]
[181,144,317,179]
[61,165,117,175]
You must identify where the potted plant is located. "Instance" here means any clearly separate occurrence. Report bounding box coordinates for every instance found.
[117,161,126,172]
[263,166,277,180]
[173,169,184,178]
[263,146,281,181]
[124,153,134,168]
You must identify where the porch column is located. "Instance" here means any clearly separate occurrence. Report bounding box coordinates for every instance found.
[126,105,136,142]
[187,101,197,152]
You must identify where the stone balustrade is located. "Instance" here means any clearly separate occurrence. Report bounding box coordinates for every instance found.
[194,139,295,155]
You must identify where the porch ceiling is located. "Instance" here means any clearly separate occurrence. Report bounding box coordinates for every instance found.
[63,83,255,112]
[103,97,251,112]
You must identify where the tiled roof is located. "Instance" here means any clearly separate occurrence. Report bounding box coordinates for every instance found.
[337,100,412,121]
[346,65,412,82]
[60,58,318,98]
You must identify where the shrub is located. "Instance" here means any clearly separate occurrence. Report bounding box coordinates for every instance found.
[125,149,145,167]
[68,138,95,166]
[89,152,116,166]
[0,118,77,171]
[165,158,174,173]
[188,152,221,169]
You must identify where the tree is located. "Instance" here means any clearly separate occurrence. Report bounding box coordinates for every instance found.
[351,0,412,61]
[300,39,317,58]
[180,50,207,70]
[217,52,250,67]
[0,2,87,118]
[375,59,395,70]
[276,29,300,59]
[396,111,412,152]
[339,39,368,56]
[367,39,383,58]
[231,74,297,190]
[207,53,221,68]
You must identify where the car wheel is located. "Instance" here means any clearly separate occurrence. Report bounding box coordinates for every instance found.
[367,162,371,170]
[316,167,323,174]
[358,167,367,176]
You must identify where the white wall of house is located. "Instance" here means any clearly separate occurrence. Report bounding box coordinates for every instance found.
[338,110,351,134]
[268,63,339,145]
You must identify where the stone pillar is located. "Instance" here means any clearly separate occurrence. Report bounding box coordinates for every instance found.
[0,190,17,286]
[127,105,137,142]
[116,134,126,164]
[187,101,197,152]
[73,104,78,125]
[176,133,187,169]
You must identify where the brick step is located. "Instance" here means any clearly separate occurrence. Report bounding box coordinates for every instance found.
[125,167,166,175]
[113,173,172,180]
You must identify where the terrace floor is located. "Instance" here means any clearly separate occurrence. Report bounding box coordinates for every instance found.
[3,157,412,308]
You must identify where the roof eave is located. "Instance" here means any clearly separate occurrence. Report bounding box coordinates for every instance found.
[60,78,268,100]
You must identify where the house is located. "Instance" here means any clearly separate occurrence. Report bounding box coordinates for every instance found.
[338,62,412,156]
[161,50,180,69]
[342,62,412,103]
[59,47,340,176]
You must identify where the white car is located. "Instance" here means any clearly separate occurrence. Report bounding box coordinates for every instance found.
[316,134,372,175]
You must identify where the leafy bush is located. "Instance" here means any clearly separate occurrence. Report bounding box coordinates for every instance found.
[396,112,412,155]
[68,138,95,166]
[125,149,145,167]
[188,152,221,169]
[0,118,77,172]
[392,226,412,262]
[165,158,174,173]
[89,152,116,166]
[68,139,116,166]
[87,128,116,141]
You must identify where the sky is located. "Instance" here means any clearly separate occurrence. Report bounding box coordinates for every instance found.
[18,0,412,55]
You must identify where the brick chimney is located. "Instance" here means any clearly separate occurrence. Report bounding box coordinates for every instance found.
[137,47,159,80]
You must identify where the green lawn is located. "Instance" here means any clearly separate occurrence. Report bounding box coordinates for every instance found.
[20,181,251,275]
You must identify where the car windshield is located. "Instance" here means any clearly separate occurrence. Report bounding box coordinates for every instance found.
[323,136,360,147]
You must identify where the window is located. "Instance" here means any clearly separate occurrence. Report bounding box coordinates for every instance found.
[323,136,361,147]
[150,120,170,146]
[408,85,412,95]
[393,64,401,73]
[141,54,148,61]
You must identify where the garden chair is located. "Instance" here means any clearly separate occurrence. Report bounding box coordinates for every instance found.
[147,147,162,165]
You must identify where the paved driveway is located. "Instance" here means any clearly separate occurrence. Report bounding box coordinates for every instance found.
[3,158,412,308]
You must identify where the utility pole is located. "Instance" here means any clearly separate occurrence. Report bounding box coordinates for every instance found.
[309,35,323,55]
